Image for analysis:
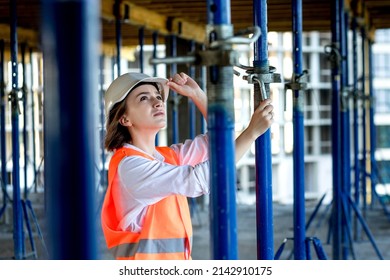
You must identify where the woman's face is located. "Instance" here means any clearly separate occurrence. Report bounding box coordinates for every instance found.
[120,83,166,132]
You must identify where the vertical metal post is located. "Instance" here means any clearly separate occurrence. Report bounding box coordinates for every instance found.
[200,45,207,134]
[10,0,25,260]
[340,6,351,260]
[188,40,196,139]
[253,0,274,260]
[291,0,306,260]
[207,0,238,260]
[41,0,99,259]
[169,35,179,144]
[21,43,29,199]
[368,39,376,206]
[152,31,160,145]
[351,15,361,240]
[330,0,342,260]
[99,55,106,189]
[361,28,367,212]
[114,0,121,77]
[29,48,37,193]
[139,27,144,73]
[152,32,158,77]
[0,39,8,217]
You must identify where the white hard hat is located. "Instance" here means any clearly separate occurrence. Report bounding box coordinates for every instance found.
[104,72,169,116]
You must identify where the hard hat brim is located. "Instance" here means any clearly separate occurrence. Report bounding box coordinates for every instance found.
[105,72,169,116]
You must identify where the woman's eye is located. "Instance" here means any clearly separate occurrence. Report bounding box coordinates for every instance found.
[157,95,163,100]
[140,96,147,101]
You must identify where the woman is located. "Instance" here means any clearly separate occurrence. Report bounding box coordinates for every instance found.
[101,72,273,260]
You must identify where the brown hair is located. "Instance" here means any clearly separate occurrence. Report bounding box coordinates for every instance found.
[104,82,161,151]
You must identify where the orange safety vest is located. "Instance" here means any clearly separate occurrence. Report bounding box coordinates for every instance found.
[101,146,193,260]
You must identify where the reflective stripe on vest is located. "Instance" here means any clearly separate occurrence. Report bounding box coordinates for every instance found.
[110,237,193,258]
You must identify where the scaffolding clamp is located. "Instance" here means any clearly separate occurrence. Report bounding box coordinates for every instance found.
[285,70,309,91]
[239,65,282,100]
[8,88,22,114]
[149,26,261,68]
[340,86,354,111]
[324,43,342,69]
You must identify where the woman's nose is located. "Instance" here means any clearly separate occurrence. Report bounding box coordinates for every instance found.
[153,98,163,107]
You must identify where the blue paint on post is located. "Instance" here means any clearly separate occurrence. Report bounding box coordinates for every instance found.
[169,35,179,144]
[139,27,144,73]
[292,0,306,260]
[10,0,24,260]
[340,7,351,260]
[351,17,361,240]
[361,28,367,212]
[41,0,98,259]
[207,0,231,25]
[115,0,121,76]
[207,0,238,260]
[253,0,274,260]
[188,40,196,139]
[330,0,342,260]
[208,103,238,260]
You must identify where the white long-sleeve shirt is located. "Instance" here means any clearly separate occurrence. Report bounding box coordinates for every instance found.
[112,133,210,232]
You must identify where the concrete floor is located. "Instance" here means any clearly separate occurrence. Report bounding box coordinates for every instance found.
[1,191,390,260]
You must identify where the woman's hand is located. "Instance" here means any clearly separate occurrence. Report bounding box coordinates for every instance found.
[167,72,207,119]
[246,99,274,140]
[167,72,203,99]
[235,99,274,162]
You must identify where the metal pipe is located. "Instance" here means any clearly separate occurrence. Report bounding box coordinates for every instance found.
[169,35,179,144]
[150,56,197,65]
[188,40,196,139]
[368,39,377,208]
[21,43,28,200]
[0,39,8,219]
[152,31,160,146]
[41,0,99,259]
[351,16,361,241]
[99,55,106,190]
[10,0,25,260]
[340,7,351,260]
[207,0,238,260]
[330,0,342,260]
[253,0,274,260]
[115,0,121,76]
[209,26,261,48]
[200,49,207,134]
[361,28,367,213]
[138,27,144,73]
[152,32,158,77]
[291,0,306,260]
[29,48,37,193]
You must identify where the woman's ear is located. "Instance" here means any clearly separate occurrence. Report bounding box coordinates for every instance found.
[119,115,132,127]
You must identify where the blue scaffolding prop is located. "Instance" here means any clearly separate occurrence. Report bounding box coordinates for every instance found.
[351,12,362,241]
[10,0,24,260]
[291,0,306,260]
[207,0,238,260]
[29,48,38,194]
[152,31,161,146]
[114,0,121,77]
[304,1,384,260]
[41,0,99,259]
[252,0,275,260]
[169,34,179,144]
[139,27,145,73]
[368,38,390,219]
[330,0,343,260]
